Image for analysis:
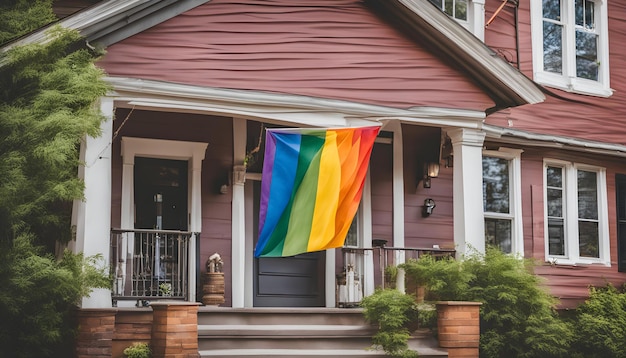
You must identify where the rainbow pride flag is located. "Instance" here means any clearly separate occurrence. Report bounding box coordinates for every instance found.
[254,126,380,257]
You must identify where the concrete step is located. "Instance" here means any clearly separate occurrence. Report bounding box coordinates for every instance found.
[197,307,369,326]
[196,308,447,357]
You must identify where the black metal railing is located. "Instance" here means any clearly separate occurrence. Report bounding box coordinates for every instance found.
[110,229,192,306]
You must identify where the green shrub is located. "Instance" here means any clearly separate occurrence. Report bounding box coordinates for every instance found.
[0,236,110,357]
[361,288,419,358]
[461,248,572,358]
[400,247,572,358]
[401,254,473,301]
[568,284,626,358]
[123,342,151,358]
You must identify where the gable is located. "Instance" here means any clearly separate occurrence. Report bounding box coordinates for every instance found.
[97,0,495,111]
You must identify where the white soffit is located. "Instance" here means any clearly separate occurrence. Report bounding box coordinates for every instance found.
[484,124,626,158]
[106,77,486,129]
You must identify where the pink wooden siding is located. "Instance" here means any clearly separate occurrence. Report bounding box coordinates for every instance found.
[97,0,494,111]
[402,125,454,249]
[370,141,394,244]
[484,0,626,147]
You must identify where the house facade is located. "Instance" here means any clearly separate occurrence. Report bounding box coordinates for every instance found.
[31,0,626,311]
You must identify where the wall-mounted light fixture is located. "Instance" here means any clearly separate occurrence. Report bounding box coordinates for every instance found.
[422,198,436,217]
[422,161,440,188]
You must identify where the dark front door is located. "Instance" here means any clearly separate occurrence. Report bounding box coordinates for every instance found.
[134,157,188,231]
[251,181,325,307]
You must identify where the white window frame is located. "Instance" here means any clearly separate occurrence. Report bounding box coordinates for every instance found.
[482,148,524,257]
[429,0,486,41]
[543,159,610,266]
[530,0,612,97]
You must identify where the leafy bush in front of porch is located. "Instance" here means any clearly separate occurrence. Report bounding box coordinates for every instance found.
[567,284,626,358]
[361,288,419,358]
[385,248,574,358]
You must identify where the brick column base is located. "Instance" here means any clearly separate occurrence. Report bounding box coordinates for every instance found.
[75,309,116,358]
[436,301,482,358]
[151,301,201,358]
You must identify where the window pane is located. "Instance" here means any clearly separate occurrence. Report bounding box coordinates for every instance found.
[579,221,599,257]
[455,0,468,20]
[575,0,584,26]
[445,0,454,16]
[585,0,595,30]
[576,31,598,80]
[575,0,595,29]
[578,170,598,220]
[485,218,512,253]
[543,0,561,20]
[548,218,565,255]
[543,22,563,74]
[547,166,562,187]
[428,0,443,9]
[345,218,358,247]
[547,188,563,217]
[483,157,510,213]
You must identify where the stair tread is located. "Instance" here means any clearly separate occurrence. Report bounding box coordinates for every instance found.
[198,347,447,356]
[198,324,376,337]
[199,324,373,330]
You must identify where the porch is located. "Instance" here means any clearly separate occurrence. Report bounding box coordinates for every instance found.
[109,228,455,308]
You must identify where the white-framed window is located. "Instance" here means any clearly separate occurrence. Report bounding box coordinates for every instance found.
[429,0,469,23]
[531,0,611,97]
[482,148,524,256]
[428,0,485,40]
[544,160,610,265]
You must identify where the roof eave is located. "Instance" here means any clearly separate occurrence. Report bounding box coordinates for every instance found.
[2,0,210,52]
[369,0,545,109]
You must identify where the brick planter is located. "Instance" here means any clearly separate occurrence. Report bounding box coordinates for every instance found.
[436,301,482,358]
[151,301,201,358]
[75,309,116,358]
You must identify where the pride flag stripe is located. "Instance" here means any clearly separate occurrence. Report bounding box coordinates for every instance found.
[254,126,380,258]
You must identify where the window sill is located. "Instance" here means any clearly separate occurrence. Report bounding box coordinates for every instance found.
[534,72,614,98]
[545,258,611,268]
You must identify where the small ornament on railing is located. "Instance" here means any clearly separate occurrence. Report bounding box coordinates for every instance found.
[206,252,223,273]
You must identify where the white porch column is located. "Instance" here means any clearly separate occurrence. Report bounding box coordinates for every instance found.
[448,128,486,258]
[231,118,247,308]
[189,154,204,302]
[361,171,375,297]
[74,97,114,308]
[325,249,336,307]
